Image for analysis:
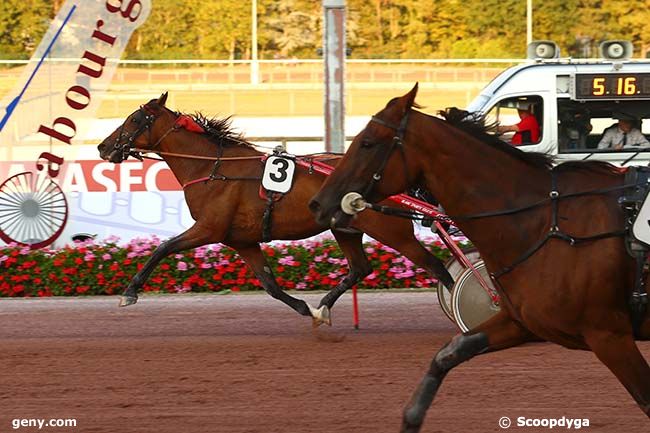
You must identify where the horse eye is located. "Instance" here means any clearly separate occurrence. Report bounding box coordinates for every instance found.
[360,139,374,148]
[131,117,138,123]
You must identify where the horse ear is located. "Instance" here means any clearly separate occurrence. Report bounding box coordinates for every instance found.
[403,82,419,111]
[157,92,168,107]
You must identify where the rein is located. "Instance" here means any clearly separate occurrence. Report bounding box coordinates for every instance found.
[132,148,262,162]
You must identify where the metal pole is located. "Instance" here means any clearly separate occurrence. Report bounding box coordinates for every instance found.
[323,0,345,154]
[251,0,259,85]
[526,0,533,45]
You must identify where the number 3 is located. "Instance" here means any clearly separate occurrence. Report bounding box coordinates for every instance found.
[270,158,289,182]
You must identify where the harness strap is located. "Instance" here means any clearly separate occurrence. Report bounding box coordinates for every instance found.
[363,111,411,198]
[262,192,282,243]
[630,253,648,338]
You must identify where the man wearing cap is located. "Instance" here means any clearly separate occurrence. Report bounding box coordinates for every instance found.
[597,115,649,150]
[496,101,540,146]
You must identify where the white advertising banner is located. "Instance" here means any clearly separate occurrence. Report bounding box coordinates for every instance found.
[0,1,154,247]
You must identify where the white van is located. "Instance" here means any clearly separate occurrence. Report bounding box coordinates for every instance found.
[467,40,650,166]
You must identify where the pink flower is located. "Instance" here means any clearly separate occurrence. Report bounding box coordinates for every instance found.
[177,262,188,271]
[278,256,295,266]
[102,254,111,260]
[397,269,415,279]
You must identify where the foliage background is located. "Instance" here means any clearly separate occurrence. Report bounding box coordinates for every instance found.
[1,0,649,60]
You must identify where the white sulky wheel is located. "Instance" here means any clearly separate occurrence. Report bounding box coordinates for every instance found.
[451,260,501,333]
[0,172,68,249]
[437,248,481,323]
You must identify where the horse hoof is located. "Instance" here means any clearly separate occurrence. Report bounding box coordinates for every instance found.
[118,295,138,307]
[309,305,332,327]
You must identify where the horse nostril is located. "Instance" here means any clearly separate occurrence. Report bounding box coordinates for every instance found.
[308,199,320,214]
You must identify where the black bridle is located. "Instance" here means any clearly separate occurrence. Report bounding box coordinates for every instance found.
[359,109,412,200]
[112,104,159,162]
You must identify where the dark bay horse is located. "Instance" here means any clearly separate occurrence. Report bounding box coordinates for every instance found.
[97,92,453,326]
[310,84,650,431]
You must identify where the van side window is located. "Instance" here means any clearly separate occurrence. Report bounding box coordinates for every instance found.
[558,99,650,153]
[488,96,543,146]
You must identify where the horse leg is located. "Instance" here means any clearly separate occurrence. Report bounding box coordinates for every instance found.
[234,244,315,320]
[315,230,373,326]
[120,224,212,307]
[584,330,650,416]
[401,311,535,433]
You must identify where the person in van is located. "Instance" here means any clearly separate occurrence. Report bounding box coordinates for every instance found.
[559,110,592,150]
[597,114,650,150]
[496,101,540,146]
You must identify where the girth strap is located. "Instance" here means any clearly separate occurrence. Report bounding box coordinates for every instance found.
[261,190,283,243]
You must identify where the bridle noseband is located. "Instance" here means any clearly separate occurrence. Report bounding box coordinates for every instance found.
[360,108,412,199]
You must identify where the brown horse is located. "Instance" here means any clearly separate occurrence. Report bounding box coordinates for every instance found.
[96,92,453,326]
[310,84,650,431]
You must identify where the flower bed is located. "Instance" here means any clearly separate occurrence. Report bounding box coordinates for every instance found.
[0,235,467,297]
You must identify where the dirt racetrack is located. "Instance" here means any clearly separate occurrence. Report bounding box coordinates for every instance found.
[0,292,648,433]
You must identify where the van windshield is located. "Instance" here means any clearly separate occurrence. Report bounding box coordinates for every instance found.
[557,99,650,153]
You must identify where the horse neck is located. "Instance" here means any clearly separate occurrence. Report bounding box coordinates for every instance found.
[412,116,550,254]
[154,122,261,187]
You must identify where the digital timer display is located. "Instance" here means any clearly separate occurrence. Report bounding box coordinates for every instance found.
[573,73,650,100]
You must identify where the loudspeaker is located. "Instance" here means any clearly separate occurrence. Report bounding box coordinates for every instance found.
[527,41,560,59]
[599,40,633,60]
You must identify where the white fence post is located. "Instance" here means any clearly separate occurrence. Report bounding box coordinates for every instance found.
[323,0,345,154]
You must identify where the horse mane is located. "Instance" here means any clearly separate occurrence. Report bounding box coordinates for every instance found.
[436,107,554,170]
[434,107,623,176]
[182,111,255,148]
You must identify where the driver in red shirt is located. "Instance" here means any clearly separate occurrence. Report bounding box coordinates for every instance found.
[497,101,540,145]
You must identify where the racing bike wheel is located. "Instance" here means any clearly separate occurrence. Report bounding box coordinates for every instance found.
[0,172,68,249]
[436,248,481,323]
[451,260,501,333]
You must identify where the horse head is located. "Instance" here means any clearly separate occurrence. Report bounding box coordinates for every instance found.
[97,91,171,163]
[309,83,421,229]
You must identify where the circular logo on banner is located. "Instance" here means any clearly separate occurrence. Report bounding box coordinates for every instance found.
[262,156,296,194]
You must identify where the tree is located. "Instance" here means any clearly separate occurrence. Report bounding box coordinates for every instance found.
[0,0,50,59]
